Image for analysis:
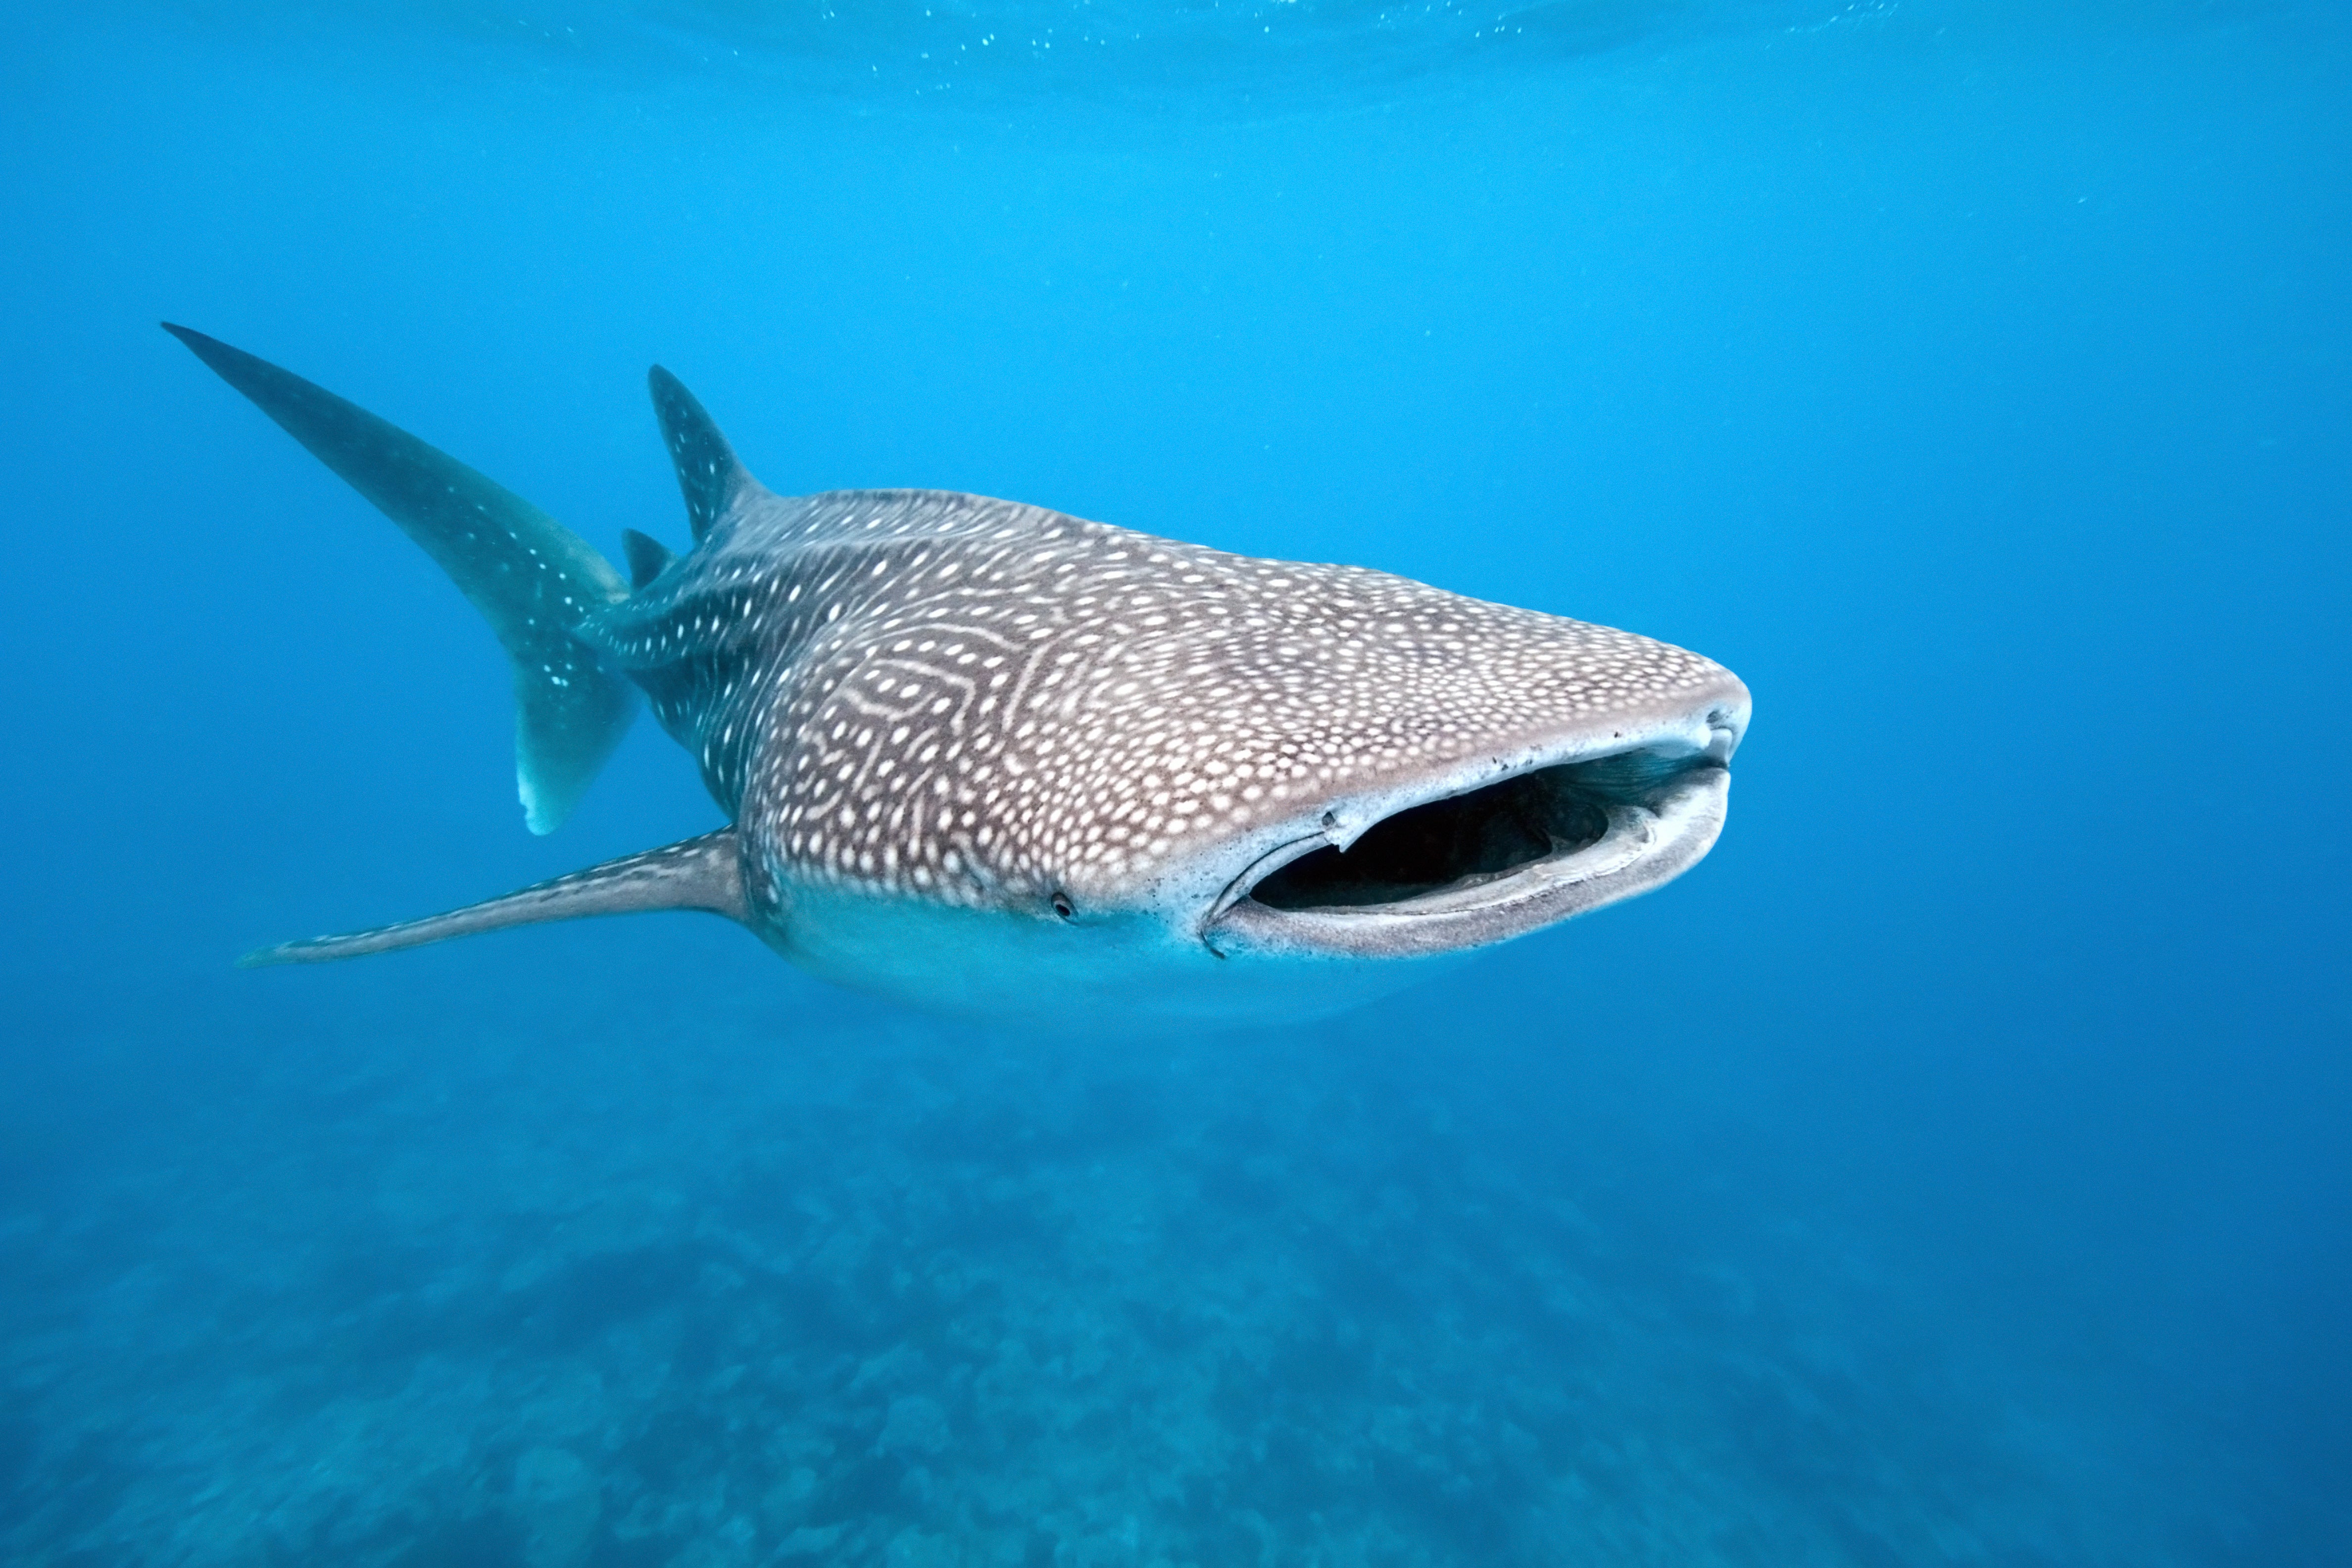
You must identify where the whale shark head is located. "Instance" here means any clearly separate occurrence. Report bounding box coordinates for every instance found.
[1141,609,1744,969]
[167,325,1750,1031]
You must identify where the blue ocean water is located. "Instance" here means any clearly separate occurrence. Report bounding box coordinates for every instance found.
[3,0,2347,1562]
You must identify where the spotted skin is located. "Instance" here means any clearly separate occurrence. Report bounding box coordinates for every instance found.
[172,325,1748,1022]
[579,486,1739,927]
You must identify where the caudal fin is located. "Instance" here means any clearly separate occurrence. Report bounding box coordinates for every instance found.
[164,324,637,833]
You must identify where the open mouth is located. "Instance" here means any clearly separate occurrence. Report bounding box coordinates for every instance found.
[1206,746,1734,960]
[1251,763,1616,911]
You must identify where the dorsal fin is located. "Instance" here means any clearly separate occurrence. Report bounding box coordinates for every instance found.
[165,323,639,835]
[620,528,676,589]
[647,366,752,542]
[239,829,747,966]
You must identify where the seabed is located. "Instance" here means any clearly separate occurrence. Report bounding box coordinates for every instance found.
[0,971,2189,1568]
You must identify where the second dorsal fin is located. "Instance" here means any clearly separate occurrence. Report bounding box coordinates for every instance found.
[648,366,753,542]
[620,528,676,589]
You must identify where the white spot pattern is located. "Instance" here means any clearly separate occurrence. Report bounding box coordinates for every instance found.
[578,489,1736,915]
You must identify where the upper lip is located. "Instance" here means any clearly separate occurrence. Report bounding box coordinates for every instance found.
[1200,697,1745,958]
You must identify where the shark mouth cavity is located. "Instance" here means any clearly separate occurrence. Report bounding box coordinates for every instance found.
[1206,743,1734,961]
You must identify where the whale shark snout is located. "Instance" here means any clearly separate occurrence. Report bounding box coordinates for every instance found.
[1200,697,1747,962]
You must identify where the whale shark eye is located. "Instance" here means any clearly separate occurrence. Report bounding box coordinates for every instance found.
[1051,892,1075,921]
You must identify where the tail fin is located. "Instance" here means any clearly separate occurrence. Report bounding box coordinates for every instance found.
[165,325,637,833]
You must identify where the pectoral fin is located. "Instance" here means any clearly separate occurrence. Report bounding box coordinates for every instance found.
[240,830,747,966]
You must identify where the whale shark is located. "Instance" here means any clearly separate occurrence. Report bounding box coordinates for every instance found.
[168,325,1751,1027]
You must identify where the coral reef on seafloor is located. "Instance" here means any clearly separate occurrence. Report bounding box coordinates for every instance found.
[0,973,2195,1568]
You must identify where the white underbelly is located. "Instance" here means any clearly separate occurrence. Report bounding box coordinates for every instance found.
[767,883,1463,1033]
